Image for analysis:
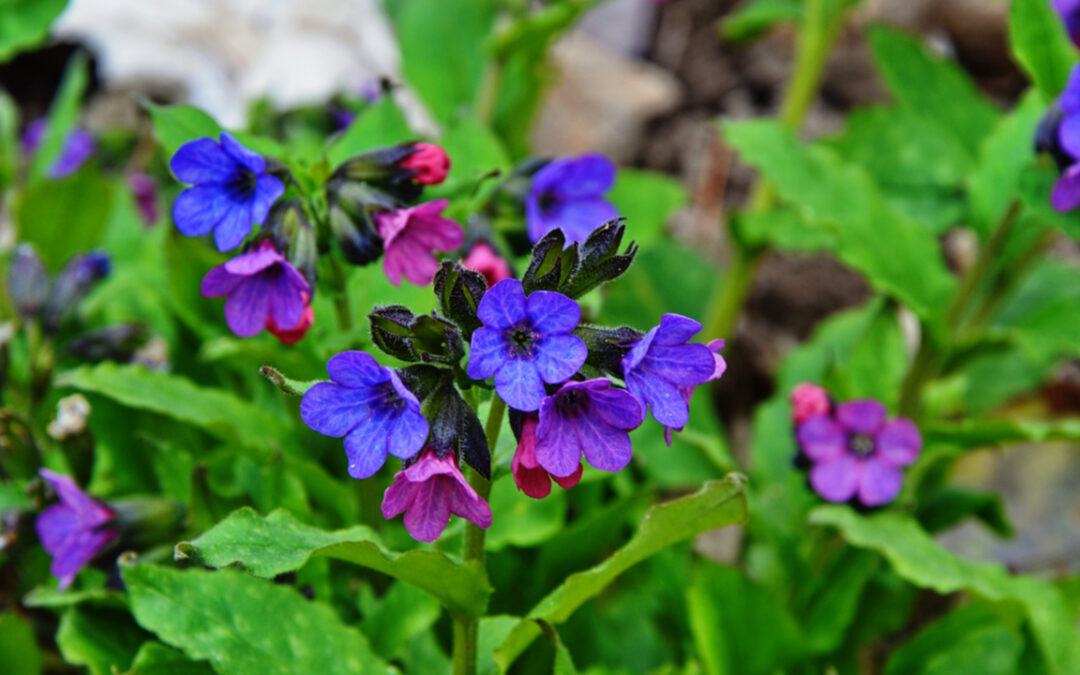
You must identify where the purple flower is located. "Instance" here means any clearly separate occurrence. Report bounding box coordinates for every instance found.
[512,415,583,499]
[35,470,118,590]
[466,279,587,412]
[200,240,311,339]
[301,351,429,479]
[796,398,922,507]
[21,118,96,178]
[621,314,717,431]
[534,379,643,478]
[526,154,618,245]
[170,132,284,251]
[664,338,726,445]
[128,172,159,225]
[381,449,492,542]
[1055,0,1080,46]
[374,200,463,287]
[1050,65,1080,211]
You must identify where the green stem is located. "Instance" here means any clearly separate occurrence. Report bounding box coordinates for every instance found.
[945,201,1022,333]
[703,244,765,340]
[453,394,505,675]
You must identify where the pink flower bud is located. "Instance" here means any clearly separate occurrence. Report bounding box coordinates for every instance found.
[790,382,830,424]
[462,242,512,288]
[399,142,450,185]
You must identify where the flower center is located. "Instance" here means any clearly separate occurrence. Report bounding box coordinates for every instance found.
[505,323,539,358]
[850,433,875,457]
[538,189,559,215]
[554,389,586,416]
[227,168,258,199]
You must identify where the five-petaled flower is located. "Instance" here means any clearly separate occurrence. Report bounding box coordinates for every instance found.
[301,351,429,479]
[35,470,118,590]
[398,142,451,185]
[381,449,492,542]
[171,132,285,251]
[796,396,922,507]
[526,154,618,245]
[375,200,464,287]
[621,314,718,432]
[200,240,312,340]
[467,279,587,412]
[534,379,643,478]
[512,415,583,499]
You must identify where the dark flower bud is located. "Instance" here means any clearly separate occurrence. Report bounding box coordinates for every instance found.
[264,199,318,286]
[1035,102,1072,173]
[8,243,49,320]
[574,323,644,377]
[327,181,389,265]
[433,260,487,339]
[107,497,186,550]
[560,219,637,298]
[411,314,466,364]
[42,250,111,332]
[331,144,423,202]
[68,323,149,363]
[368,305,465,365]
[406,366,489,478]
[370,305,421,361]
[521,228,578,293]
[397,142,450,185]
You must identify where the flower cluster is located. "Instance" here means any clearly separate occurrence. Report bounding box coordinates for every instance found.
[169,131,456,343]
[298,222,725,542]
[791,384,922,507]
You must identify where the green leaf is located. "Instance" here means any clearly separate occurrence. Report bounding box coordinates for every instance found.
[144,102,285,164]
[326,97,412,167]
[123,642,214,675]
[916,487,1014,537]
[990,260,1080,360]
[0,88,18,186]
[599,238,715,328]
[1019,161,1080,239]
[687,563,804,675]
[722,119,955,318]
[0,0,68,62]
[14,167,113,272]
[0,611,43,675]
[485,476,567,551]
[797,548,879,653]
[55,362,290,449]
[884,602,1024,675]
[359,582,441,661]
[921,417,1080,446]
[122,564,394,675]
[56,606,147,675]
[28,52,88,182]
[181,507,492,617]
[493,475,748,670]
[392,0,494,124]
[732,207,836,252]
[607,169,688,247]
[810,506,1080,674]
[1009,0,1077,102]
[719,0,801,42]
[868,26,1000,155]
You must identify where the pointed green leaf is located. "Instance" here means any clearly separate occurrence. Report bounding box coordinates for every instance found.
[0,0,69,62]
[1009,0,1077,102]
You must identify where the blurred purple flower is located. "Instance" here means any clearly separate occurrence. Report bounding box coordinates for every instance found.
[200,240,311,338]
[170,132,284,251]
[22,118,95,178]
[466,279,587,412]
[381,449,491,542]
[1049,65,1080,211]
[375,200,463,287]
[621,314,717,431]
[796,398,922,507]
[526,154,618,245]
[127,172,159,225]
[301,351,429,479]
[1054,0,1080,46]
[35,470,118,590]
[534,378,643,478]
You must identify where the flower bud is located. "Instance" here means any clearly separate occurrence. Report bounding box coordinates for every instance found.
[8,243,49,320]
[398,142,450,185]
[127,172,159,225]
[107,496,186,550]
[42,250,111,332]
[462,242,512,288]
[790,382,831,424]
[331,145,422,202]
[264,200,318,287]
[328,182,395,266]
[68,323,149,363]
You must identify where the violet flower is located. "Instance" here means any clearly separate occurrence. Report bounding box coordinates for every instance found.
[301,351,429,479]
[513,414,583,499]
[22,118,95,178]
[621,314,717,431]
[35,470,118,590]
[467,279,587,412]
[526,154,618,245]
[200,240,311,339]
[381,449,492,542]
[664,338,726,445]
[1045,65,1080,211]
[374,200,464,287]
[796,398,922,507]
[171,132,284,251]
[534,379,643,478]
[1055,0,1080,46]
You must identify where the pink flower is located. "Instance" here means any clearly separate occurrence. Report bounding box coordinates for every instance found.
[381,449,492,542]
[398,142,450,185]
[267,292,314,344]
[512,415,582,499]
[375,200,463,287]
[463,242,512,288]
[790,382,830,424]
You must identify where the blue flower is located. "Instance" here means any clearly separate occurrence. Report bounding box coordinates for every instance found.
[525,154,618,245]
[170,132,284,251]
[621,314,717,430]
[35,470,118,590]
[300,351,429,479]
[467,279,587,412]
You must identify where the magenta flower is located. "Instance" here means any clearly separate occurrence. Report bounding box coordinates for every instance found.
[200,240,311,339]
[796,398,922,507]
[35,470,118,590]
[534,379,643,477]
[512,414,582,499]
[466,279,587,412]
[301,351,429,479]
[790,382,830,424]
[381,449,492,542]
[621,314,717,431]
[397,143,450,185]
[374,200,464,286]
[463,242,512,288]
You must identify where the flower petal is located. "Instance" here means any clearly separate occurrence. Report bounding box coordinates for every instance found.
[559,154,617,197]
[533,334,587,384]
[172,184,232,237]
[267,270,304,331]
[222,243,282,275]
[513,461,552,499]
[551,463,583,489]
[810,455,861,503]
[403,478,451,542]
[219,132,266,174]
[641,343,716,386]
[526,290,581,334]
[212,203,254,252]
[343,413,393,479]
[875,418,922,467]
[494,359,545,412]
[327,351,389,388]
[858,458,903,506]
[577,415,633,473]
[652,314,703,346]
[1052,166,1080,212]
[835,400,887,435]
[796,416,847,462]
[589,386,644,430]
[625,369,688,429]
[534,412,582,478]
[541,197,619,245]
[300,382,386,437]
[1060,113,1080,159]
[170,137,237,184]
[387,408,429,460]
[381,476,418,519]
[223,278,271,337]
[477,279,527,330]
[449,480,492,528]
[467,327,508,380]
[200,265,243,297]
